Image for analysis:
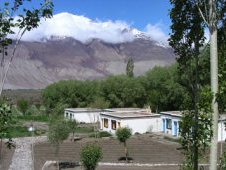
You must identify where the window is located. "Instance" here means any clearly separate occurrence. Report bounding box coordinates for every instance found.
[104,119,108,128]
[111,120,116,130]
[166,119,172,129]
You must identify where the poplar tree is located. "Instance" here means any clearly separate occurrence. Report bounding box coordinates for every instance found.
[169,0,225,169]
[126,57,134,77]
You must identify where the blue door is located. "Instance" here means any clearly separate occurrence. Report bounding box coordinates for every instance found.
[173,121,178,136]
[163,119,166,132]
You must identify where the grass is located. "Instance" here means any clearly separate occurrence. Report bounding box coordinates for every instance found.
[89,131,112,138]
[75,127,94,133]
[7,126,32,138]
[6,126,47,138]
[16,114,49,122]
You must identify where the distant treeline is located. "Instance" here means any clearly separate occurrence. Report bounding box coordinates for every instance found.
[42,64,187,112]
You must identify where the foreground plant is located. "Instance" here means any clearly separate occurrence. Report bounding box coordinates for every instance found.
[80,144,103,170]
[116,127,132,163]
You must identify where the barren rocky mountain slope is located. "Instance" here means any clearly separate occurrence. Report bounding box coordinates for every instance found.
[5,37,175,89]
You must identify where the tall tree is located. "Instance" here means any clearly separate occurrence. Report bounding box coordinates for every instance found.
[126,57,134,77]
[0,0,54,97]
[169,0,226,169]
[195,1,225,169]
[169,1,205,169]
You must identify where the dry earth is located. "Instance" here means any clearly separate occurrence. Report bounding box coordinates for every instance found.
[34,135,184,170]
[0,142,15,170]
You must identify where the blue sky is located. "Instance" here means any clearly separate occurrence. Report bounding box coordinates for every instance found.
[52,0,172,33]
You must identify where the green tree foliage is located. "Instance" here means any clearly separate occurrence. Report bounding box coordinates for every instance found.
[0,102,14,160]
[17,99,29,114]
[219,152,226,170]
[89,97,110,109]
[169,1,206,169]
[25,105,40,115]
[0,102,12,139]
[101,75,146,108]
[80,144,103,170]
[48,119,70,145]
[169,0,226,169]
[126,57,134,77]
[68,119,78,141]
[43,80,100,109]
[143,65,186,112]
[116,127,132,162]
[42,65,187,111]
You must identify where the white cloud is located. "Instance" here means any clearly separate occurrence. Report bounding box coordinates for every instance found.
[10,12,171,45]
[144,23,169,46]
[11,12,135,44]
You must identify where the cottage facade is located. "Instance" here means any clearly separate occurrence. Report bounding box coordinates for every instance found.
[161,111,181,137]
[64,108,102,123]
[100,111,162,134]
[160,111,226,141]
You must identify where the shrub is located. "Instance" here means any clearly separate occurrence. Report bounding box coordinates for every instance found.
[99,131,112,138]
[48,119,70,145]
[89,131,112,138]
[81,144,103,170]
[25,105,40,115]
[11,105,22,115]
[17,99,29,114]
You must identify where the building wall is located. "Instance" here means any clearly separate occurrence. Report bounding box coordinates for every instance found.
[218,121,226,142]
[161,114,226,142]
[64,110,100,123]
[161,115,181,137]
[100,114,162,134]
[122,117,162,134]
[100,115,121,134]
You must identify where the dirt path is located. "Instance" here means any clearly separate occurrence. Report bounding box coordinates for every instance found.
[8,136,47,170]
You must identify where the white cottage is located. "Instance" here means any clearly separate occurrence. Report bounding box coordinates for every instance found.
[218,114,226,142]
[161,111,226,142]
[100,111,162,134]
[64,108,102,123]
[64,108,146,124]
[161,111,181,137]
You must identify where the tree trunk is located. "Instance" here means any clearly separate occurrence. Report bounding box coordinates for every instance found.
[124,142,129,163]
[209,0,219,169]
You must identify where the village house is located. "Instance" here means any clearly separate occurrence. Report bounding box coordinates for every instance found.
[160,111,226,142]
[99,111,162,134]
[64,108,102,123]
[160,111,181,137]
[64,108,146,123]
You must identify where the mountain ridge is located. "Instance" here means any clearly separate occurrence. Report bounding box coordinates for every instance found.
[4,35,175,89]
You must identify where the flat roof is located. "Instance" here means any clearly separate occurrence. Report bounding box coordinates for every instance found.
[160,111,182,117]
[65,108,102,112]
[100,111,160,119]
[103,108,146,112]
